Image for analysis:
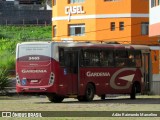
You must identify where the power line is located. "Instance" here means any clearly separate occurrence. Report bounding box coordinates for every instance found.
[53,22,142,38]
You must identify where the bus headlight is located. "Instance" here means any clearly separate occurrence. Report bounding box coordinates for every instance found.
[16,73,20,85]
[49,72,55,85]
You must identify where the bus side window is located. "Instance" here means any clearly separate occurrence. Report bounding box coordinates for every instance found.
[90,50,100,66]
[115,50,127,67]
[135,51,142,67]
[80,50,89,66]
[59,48,65,66]
[128,50,136,67]
[81,50,100,67]
[100,50,114,67]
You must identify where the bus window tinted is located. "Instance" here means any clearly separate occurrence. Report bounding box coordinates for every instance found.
[82,50,100,66]
[59,48,65,66]
[135,51,142,67]
[128,50,136,67]
[99,50,114,67]
[81,49,114,67]
[115,50,128,67]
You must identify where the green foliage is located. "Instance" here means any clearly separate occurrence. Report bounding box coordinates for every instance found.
[0,25,52,74]
[0,25,52,41]
[0,69,10,93]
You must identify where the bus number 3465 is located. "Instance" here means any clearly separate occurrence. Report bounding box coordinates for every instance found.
[29,57,40,60]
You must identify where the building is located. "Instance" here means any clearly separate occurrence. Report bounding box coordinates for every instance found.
[149,0,160,37]
[52,0,160,94]
[52,0,157,44]
[149,0,160,95]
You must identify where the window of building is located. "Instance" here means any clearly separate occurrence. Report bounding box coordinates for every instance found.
[69,0,85,4]
[119,22,124,31]
[141,22,149,35]
[151,0,156,7]
[69,24,85,36]
[53,25,56,37]
[158,0,160,5]
[110,22,115,31]
[104,0,119,2]
[53,0,56,6]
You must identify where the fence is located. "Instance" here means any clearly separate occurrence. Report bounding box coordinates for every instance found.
[0,10,51,25]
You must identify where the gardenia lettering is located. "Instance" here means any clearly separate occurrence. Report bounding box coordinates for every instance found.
[22,70,47,73]
[86,71,110,77]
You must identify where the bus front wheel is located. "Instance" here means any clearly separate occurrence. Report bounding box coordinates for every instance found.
[84,83,95,101]
[47,94,64,103]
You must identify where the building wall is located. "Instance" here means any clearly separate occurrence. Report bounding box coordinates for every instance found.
[52,0,158,44]
[52,0,97,41]
[149,0,160,37]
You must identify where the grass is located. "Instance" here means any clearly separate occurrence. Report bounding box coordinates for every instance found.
[0,95,159,120]
[0,25,52,40]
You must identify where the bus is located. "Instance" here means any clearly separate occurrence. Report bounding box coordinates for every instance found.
[16,42,152,102]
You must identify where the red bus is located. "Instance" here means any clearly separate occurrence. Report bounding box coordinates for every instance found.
[16,42,152,102]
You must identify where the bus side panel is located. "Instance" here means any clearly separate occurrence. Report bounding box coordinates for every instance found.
[79,67,143,96]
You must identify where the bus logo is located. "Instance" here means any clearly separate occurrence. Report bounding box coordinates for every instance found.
[110,68,136,89]
[86,71,110,77]
[21,70,47,73]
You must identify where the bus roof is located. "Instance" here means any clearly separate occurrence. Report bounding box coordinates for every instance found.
[17,41,150,50]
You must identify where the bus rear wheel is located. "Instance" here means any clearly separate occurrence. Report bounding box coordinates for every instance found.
[130,84,137,99]
[84,83,95,101]
[101,94,106,100]
[47,94,64,103]
[77,96,85,102]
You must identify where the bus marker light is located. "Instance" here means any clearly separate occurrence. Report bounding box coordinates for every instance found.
[16,73,20,85]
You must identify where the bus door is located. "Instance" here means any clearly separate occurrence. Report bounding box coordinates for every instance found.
[64,50,79,95]
[142,53,151,93]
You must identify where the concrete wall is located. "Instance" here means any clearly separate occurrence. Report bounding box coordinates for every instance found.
[0,10,51,25]
[0,1,51,25]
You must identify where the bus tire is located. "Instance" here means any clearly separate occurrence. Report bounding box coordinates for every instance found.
[47,94,64,103]
[101,94,106,100]
[84,83,95,101]
[77,96,85,102]
[130,84,136,99]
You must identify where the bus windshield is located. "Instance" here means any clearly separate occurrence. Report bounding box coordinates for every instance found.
[17,44,51,61]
